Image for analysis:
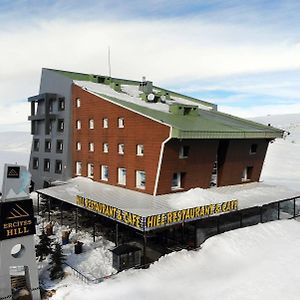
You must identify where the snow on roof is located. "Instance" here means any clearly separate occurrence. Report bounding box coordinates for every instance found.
[37,177,300,218]
[74,80,212,114]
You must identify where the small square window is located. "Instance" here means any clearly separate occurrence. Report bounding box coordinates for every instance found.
[250,144,258,154]
[179,146,189,158]
[75,161,82,175]
[89,142,94,152]
[76,98,81,108]
[101,165,109,181]
[118,143,124,155]
[44,159,50,172]
[76,142,81,151]
[55,160,62,174]
[103,118,108,128]
[118,117,125,128]
[87,163,94,178]
[89,119,94,129]
[33,157,39,169]
[136,170,146,189]
[103,143,109,153]
[58,98,65,111]
[57,119,64,132]
[118,168,126,185]
[136,144,144,156]
[45,140,51,152]
[76,120,81,130]
[56,140,63,153]
[33,139,39,151]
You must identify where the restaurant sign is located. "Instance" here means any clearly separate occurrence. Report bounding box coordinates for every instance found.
[76,195,238,231]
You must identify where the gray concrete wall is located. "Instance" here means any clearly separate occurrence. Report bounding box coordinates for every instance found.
[29,69,73,189]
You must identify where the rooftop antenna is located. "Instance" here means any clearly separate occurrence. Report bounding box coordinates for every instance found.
[108,46,112,78]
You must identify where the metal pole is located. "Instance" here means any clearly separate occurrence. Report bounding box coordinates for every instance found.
[75,208,78,233]
[143,232,147,266]
[115,222,119,246]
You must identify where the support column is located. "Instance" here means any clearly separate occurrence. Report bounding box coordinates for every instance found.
[115,222,119,246]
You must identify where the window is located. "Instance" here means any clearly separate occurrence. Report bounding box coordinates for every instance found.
[103,143,109,153]
[33,139,39,151]
[56,140,63,153]
[103,118,108,128]
[101,165,109,181]
[242,166,253,182]
[33,157,39,169]
[45,140,51,152]
[58,98,65,111]
[179,146,189,158]
[136,144,144,156]
[118,143,124,155]
[89,142,94,152]
[87,163,94,178]
[44,159,50,172]
[75,161,82,175]
[55,160,62,174]
[136,170,146,189]
[250,144,258,154]
[57,119,64,132]
[118,168,127,185]
[49,99,53,112]
[89,119,94,129]
[118,117,125,128]
[171,172,185,190]
[76,142,81,151]
[76,98,81,108]
[76,120,81,130]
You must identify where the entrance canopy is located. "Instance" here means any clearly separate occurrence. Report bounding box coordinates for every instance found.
[37,177,300,232]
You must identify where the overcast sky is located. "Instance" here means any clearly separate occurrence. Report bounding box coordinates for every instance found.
[1,0,300,131]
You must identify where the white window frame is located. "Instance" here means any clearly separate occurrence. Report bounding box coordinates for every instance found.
[101,165,109,181]
[118,117,125,128]
[75,161,82,176]
[103,143,109,153]
[136,170,146,189]
[87,163,94,178]
[76,120,81,130]
[118,167,127,185]
[89,119,94,129]
[89,142,94,152]
[76,98,81,108]
[179,145,189,158]
[171,172,182,190]
[137,144,144,156]
[118,143,125,155]
[103,118,108,128]
[76,142,81,151]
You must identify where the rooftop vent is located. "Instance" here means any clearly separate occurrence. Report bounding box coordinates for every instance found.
[110,81,121,92]
[169,103,199,116]
[139,77,153,94]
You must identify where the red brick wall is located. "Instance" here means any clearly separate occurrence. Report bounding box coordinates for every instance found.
[156,139,219,195]
[217,139,269,186]
[71,85,170,195]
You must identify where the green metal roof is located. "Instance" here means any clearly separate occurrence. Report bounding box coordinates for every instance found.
[47,68,284,139]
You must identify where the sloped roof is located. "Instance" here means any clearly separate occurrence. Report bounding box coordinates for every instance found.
[46,68,284,139]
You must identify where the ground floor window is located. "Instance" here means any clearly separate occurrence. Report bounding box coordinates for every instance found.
[75,161,82,176]
[44,159,50,172]
[172,172,185,190]
[55,160,62,174]
[101,165,109,181]
[118,168,126,185]
[242,166,253,182]
[136,170,146,189]
[87,163,94,178]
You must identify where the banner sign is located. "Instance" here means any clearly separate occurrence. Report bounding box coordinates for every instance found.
[0,199,36,240]
[76,195,238,231]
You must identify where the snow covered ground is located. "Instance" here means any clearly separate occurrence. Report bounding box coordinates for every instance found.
[1,113,300,299]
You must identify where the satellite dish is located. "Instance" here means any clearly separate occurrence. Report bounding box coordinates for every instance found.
[147,93,155,101]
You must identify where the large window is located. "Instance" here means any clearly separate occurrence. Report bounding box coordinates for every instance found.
[172,172,185,190]
[44,159,50,172]
[101,165,109,181]
[45,140,51,152]
[136,170,146,189]
[55,160,62,174]
[118,143,125,155]
[103,118,109,128]
[89,142,95,152]
[87,163,94,178]
[179,146,189,158]
[136,144,144,156]
[118,117,125,128]
[118,168,127,185]
[56,140,63,153]
[89,119,94,129]
[75,161,82,176]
